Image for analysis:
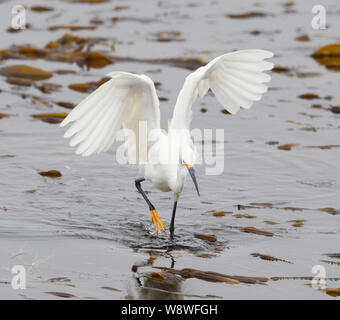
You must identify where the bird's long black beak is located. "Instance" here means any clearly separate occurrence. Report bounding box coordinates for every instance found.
[185,164,200,197]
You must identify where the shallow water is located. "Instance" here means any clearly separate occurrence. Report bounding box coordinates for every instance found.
[0,0,340,299]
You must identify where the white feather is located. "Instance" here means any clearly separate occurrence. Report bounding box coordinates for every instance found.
[171,49,274,128]
[61,49,273,164]
[60,73,160,161]
[60,80,113,127]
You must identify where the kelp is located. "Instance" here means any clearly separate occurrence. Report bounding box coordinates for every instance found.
[277,143,300,151]
[6,77,34,86]
[299,93,320,100]
[101,286,122,292]
[0,32,206,71]
[0,65,52,81]
[154,267,269,285]
[226,12,269,19]
[31,6,54,12]
[45,292,74,298]
[32,113,67,124]
[68,77,109,93]
[49,25,96,31]
[194,233,217,242]
[56,102,75,109]
[238,203,340,215]
[154,31,184,42]
[251,253,293,264]
[39,170,62,178]
[0,113,15,119]
[295,34,310,41]
[241,227,274,237]
[312,44,340,71]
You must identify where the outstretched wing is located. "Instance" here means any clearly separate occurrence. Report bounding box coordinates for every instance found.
[171,49,274,130]
[60,72,160,162]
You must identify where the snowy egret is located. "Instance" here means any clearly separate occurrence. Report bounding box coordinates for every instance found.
[60,49,274,239]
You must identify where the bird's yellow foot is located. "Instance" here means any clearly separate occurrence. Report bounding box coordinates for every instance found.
[150,209,165,233]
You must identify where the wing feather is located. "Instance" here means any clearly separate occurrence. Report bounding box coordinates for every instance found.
[218,72,267,95]
[210,80,243,113]
[60,72,160,161]
[65,88,114,139]
[218,75,262,102]
[76,90,126,156]
[227,68,271,84]
[171,49,274,129]
[223,61,273,73]
[62,80,113,127]
[214,79,252,110]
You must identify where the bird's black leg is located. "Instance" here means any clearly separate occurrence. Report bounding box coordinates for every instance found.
[135,178,165,233]
[169,200,178,240]
[135,178,153,209]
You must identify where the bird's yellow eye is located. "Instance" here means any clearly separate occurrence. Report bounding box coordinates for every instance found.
[184,162,194,168]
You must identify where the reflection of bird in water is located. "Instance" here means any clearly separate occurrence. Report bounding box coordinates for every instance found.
[130,254,183,300]
[60,49,274,239]
[136,271,184,300]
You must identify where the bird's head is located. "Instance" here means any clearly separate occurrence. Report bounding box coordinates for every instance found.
[183,162,200,197]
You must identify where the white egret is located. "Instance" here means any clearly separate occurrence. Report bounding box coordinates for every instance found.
[60,49,274,239]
